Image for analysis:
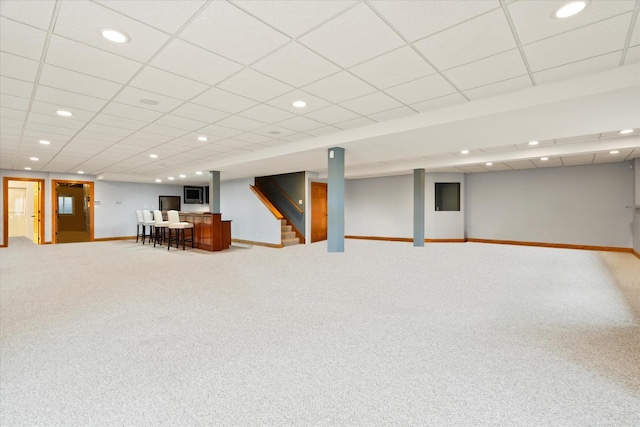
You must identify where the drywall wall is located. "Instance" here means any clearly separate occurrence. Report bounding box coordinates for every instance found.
[426,173,465,239]
[466,162,634,248]
[255,171,306,237]
[345,174,413,238]
[634,158,640,254]
[220,178,281,245]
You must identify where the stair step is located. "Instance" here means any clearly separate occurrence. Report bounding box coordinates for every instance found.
[282,237,299,247]
[281,219,288,225]
[281,231,296,239]
[281,225,292,232]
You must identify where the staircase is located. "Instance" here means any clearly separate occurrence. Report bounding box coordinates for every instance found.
[281,219,299,247]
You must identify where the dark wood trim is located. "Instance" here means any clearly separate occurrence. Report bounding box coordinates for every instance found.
[346,235,413,242]
[52,179,94,244]
[3,177,46,248]
[467,238,631,253]
[632,249,640,260]
[232,238,283,249]
[425,238,467,243]
[250,185,283,220]
[94,236,136,242]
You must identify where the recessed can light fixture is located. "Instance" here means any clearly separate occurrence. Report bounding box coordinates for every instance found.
[195,171,203,175]
[179,174,186,178]
[292,100,307,108]
[149,154,158,159]
[24,167,32,170]
[460,150,469,154]
[197,136,208,142]
[485,162,493,166]
[139,98,159,106]
[609,150,620,154]
[77,171,85,174]
[540,157,549,161]
[56,110,73,117]
[528,140,539,146]
[39,140,51,145]
[100,28,130,43]
[29,157,39,161]
[554,1,587,18]
[268,130,281,135]
[155,179,162,183]
[168,177,175,180]
[619,129,634,134]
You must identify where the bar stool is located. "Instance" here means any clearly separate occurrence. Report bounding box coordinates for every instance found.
[135,210,145,242]
[153,210,169,247]
[141,210,155,244]
[167,210,194,251]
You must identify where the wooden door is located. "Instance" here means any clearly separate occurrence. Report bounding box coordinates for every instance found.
[53,180,94,244]
[311,182,327,243]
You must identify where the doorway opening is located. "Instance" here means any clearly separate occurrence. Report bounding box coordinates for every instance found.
[2,177,45,247]
[52,180,94,244]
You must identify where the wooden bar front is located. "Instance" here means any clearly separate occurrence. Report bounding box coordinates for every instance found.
[178,212,231,251]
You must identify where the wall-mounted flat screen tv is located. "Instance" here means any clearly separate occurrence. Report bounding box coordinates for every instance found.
[184,186,203,204]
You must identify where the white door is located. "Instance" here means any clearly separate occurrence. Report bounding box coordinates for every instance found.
[8,187,27,237]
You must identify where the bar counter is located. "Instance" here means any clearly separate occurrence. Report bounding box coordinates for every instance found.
[177,212,231,251]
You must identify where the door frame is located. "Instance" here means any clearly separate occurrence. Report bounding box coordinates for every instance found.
[2,177,45,248]
[52,180,94,244]
[310,181,328,243]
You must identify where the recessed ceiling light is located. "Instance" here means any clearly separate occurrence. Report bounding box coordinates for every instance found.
[77,171,85,174]
[168,177,175,180]
[528,140,539,146]
[56,110,73,117]
[197,136,208,142]
[139,98,159,106]
[179,174,186,178]
[29,157,39,161]
[39,140,51,145]
[554,1,587,18]
[292,100,307,108]
[485,162,493,166]
[609,150,620,154]
[149,154,158,159]
[540,157,549,161]
[195,171,203,175]
[460,150,469,154]
[155,179,162,183]
[619,129,634,134]
[24,167,31,170]
[100,28,130,43]
[268,130,281,135]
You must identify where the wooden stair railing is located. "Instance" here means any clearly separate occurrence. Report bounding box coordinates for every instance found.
[250,185,283,220]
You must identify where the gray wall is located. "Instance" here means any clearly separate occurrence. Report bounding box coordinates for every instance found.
[634,158,640,253]
[466,162,634,248]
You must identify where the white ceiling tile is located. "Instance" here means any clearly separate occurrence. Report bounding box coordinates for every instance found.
[91,113,147,130]
[217,139,254,149]
[217,69,293,102]
[230,133,272,144]
[0,107,26,121]
[534,52,622,85]
[150,38,243,86]
[386,73,457,104]
[101,102,164,122]
[197,124,244,139]
[154,115,208,132]
[266,89,331,114]
[28,105,93,125]
[414,9,516,71]
[54,0,171,62]
[508,0,635,44]
[73,130,122,143]
[525,14,632,72]
[370,0,499,42]
[625,45,640,65]
[34,86,108,112]
[631,11,640,46]
[594,150,633,163]
[142,123,188,138]
[24,122,78,136]
[277,133,312,143]
[303,71,376,103]
[561,153,595,166]
[1,117,23,129]
[45,35,142,84]
[349,46,435,89]
[94,0,206,33]
[335,116,376,130]
[252,125,298,139]
[530,157,563,168]
[0,52,39,82]
[113,87,183,112]
[231,1,355,38]
[84,122,132,137]
[259,139,292,147]
[299,3,406,68]
[443,49,527,90]
[410,93,467,112]
[0,0,55,29]
[23,130,73,144]
[215,115,265,132]
[458,165,490,173]
[129,66,208,100]
[464,75,532,100]
[192,87,258,114]
[171,103,230,123]
[304,105,360,124]
[481,162,512,171]
[0,17,47,60]
[0,93,29,110]
[276,116,325,133]
[252,42,341,87]
[238,104,295,123]
[340,92,403,116]
[39,64,123,99]
[502,159,536,169]
[1,76,33,98]
[368,106,416,121]
[127,130,173,143]
[179,1,290,65]
[169,136,216,148]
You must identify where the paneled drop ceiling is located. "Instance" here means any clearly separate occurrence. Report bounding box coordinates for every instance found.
[0,0,639,184]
